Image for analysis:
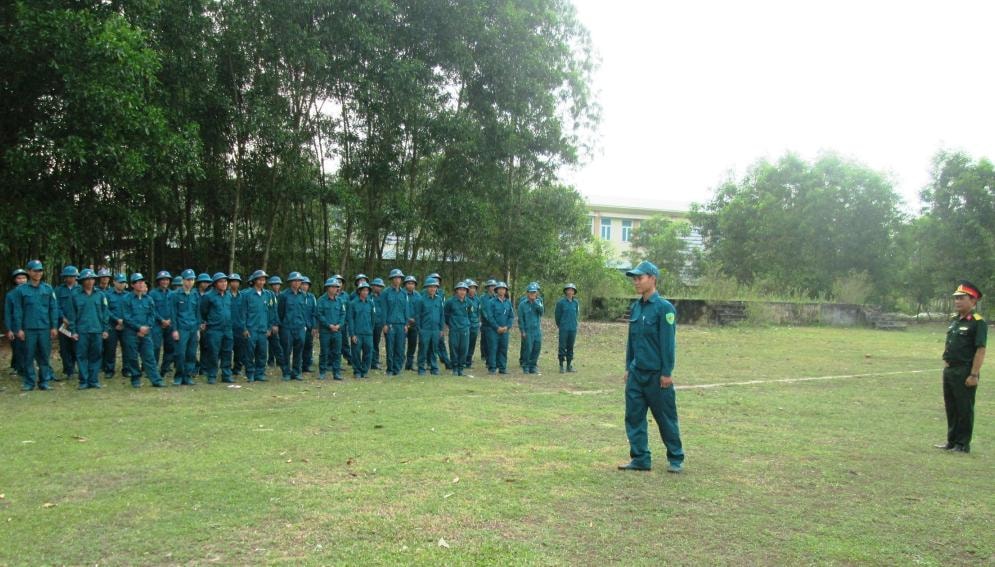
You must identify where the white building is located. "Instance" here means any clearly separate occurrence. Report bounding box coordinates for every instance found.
[585,195,702,270]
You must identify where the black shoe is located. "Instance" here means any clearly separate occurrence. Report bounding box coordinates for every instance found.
[617,461,651,471]
[559,363,565,374]
[567,364,577,372]
[951,445,971,453]
[934,443,954,450]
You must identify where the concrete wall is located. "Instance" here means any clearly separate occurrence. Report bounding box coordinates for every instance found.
[670,299,868,326]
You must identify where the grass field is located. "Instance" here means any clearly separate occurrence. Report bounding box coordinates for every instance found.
[1,322,992,565]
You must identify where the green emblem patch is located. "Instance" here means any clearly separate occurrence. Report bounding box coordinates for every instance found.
[666,312,675,325]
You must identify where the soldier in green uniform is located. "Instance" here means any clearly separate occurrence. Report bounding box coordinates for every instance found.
[403,275,420,371]
[445,281,472,376]
[11,260,59,390]
[518,282,544,374]
[518,282,542,372]
[102,273,128,378]
[240,270,277,382]
[348,282,377,379]
[121,273,166,388]
[169,269,202,385]
[267,275,284,367]
[618,260,684,474]
[317,277,347,380]
[479,279,497,365]
[55,265,81,380]
[200,272,234,384]
[416,277,445,375]
[383,269,408,376]
[370,277,386,370]
[278,272,308,380]
[5,268,29,378]
[936,281,986,453]
[427,272,452,370]
[555,283,580,373]
[66,269,110,389]
[97,268,112,293]
[465,280,481,369]
[300,276,317,373]
[150,271,174,377]
[228,273,247,377]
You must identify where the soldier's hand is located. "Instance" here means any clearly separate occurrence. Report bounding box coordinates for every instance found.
[139,326,150,337]
[161,319,171,328]
[50,329,58,340]
[16,330,25,341]
[352,336,358,344]
[660,376,673,389]
[115,321,124,331]
[200,323,207,331]
[271,325,279,335]
[5,331,12,341]
[244,330,250,339]
[966,374,980,388]
[102,332,109,340]
[71,333,79,341]
[623,371,628,382]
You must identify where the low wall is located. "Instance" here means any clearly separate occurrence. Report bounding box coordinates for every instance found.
[597,297,871,326]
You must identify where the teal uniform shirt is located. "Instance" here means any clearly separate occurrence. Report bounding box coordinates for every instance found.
[169,289,201,332]
[518,298,544,333]
[372,291,387,327]
[625,291,676,377]
[445,296,471,331]
[122,292,162,331]
[150,287,173,324]
[487,296,516,330]
[230,290,246,334]
[201,290,233,336]
[11,282,59,331]
[317,294,348,330]
[66,288,110,334]
[304,292,317,328]
[348,296,376,336]
[416,293,445,332]
[383,287,408,325]
[278,289,308,330]
[55,282,80,324]
[555,297,580,331]
[106,289,129,326]
[242,288,276,333]
[466,295,482,329]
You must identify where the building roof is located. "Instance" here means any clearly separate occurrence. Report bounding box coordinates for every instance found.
[584,194,691,215]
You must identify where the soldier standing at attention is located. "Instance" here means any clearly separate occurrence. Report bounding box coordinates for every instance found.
[518,282,544,375]
[416,277,445,375]
[150,271,174,378]
[936,281,986,454]
[240,270,277,383]
[102,273,129,379]
[479,279,497,366]
[5,268,29,379]
[66,269,109,389]
[370,277,387,370]
[445,281,472,377]
[55,265,80,381]
[121,273,166,388]
[485,282,515,375]
[300,276,317,374]
[169,269,201,385]
[382,269,408,376]
[96,268,112,293]
[465,280,481,369]
[267,275,284,367]
[403,275,421,371]
[316,277,347,381]
[228,273,247,377]
[348,282,376,379]
[555,283,580,373]
[427,272,452,370]
[11,261,59,390]
[278,272,308,381]
[200,273,234,384]
[618,261,684,474]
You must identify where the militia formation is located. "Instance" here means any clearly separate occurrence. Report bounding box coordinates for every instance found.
[3,262,582,391]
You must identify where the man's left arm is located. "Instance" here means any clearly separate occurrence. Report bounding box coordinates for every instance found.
[659,302,676,388]
[968,322,987,387]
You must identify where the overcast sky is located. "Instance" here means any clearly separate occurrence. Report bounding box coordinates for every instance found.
[562,0,995,212]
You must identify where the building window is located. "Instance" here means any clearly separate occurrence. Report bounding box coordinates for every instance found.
[621,219,633,242]
[600,217,612,240]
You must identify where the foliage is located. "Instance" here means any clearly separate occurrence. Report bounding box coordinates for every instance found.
[830,271,874,305]
[625,214,690,289]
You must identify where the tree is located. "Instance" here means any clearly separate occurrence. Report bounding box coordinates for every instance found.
[625,215,690,288]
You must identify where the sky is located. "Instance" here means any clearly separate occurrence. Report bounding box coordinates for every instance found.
[562,0,995,212]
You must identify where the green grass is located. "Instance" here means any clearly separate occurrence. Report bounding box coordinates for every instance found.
[1,323,992,565]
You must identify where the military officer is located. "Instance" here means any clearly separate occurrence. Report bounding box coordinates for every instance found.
[618,260,684,474]
[10,261,58,390]
[445,280,472,376]
[121,273,166,388]
[518,282,544,375]
[416,277,445,375]
[278,272,308,380]
[239,270,277,382]
[465,280,481,369]
[266,275,284,367]
[200,272,234,384]
[370,277,387,370]
[150,270,175,377]
[228,273,247,377]
[102,273,129,378]
[936,281,986,453]
[55,264,81,380]
[403,275,420,371]
[555,283,580,373]
[66,268,110,389]
[300,276,317,373]
[169,269,201,385]
[5,268,29,378]
[382,269,408,376]
[484,281,515,374]
[348,281,377,379]
[316,277,347,380]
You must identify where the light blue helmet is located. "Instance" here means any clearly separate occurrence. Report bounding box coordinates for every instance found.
[424,277,440,288]
[495,281,509,290]
[324,277,340,288]
[61,265,79,278]
[485,279,497,288]
[130,273,146,284]
[78,268,97,280]
[356,281,371,291]
[403,275,417,284]
[268,275,283,285]
[526,282,540,293]
[228,273,242,283]
[455,280,469,291]
[10,268,28,279]
[155,270,172,282]
[26,260,43,271]
[563,283,577,292]
[114,273,128,283]
[249,270,268,282]
[371,277,385,287]
[287,271,303,282]
[388,268,404,279]
[354,273,368,283]
[211,272,228,283]
[300,276,311,285]
[427,272,441,280]
[171,276,183,287]
[196,273,212,284]
[467,279,478,288]
[180,269,196,280]
[97,268,112,278]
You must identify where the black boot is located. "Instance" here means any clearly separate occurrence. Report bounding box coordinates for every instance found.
[559,360,565,373]
[567,359,576,372]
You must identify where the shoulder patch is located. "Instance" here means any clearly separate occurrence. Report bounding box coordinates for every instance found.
[666,312,675,325]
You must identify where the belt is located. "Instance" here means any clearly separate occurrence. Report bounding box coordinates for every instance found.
[945,360,970,368]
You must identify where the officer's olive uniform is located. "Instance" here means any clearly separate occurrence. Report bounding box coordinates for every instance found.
[942,312,987,451]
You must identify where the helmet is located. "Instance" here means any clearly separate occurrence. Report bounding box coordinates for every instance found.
[97,268,112,278]
[324,277,340,288]
[181,269,196,280]
[427,272,441,280]
[26,260,43,271]
[300,276,311,285]
[529,281,541,290]
[423,277,440,288]
[455,280,469,290]
[563,283,577,292]
[249,269,268,282]
[268,275,283,285]
[114,273,128,283]
[287,271,303,282]
[388,268,404,279]
[403,275,417,284]
[155,270,172,281]
[228,273,242,283]
[130,273,146,283]
[467,279,478,288]
[485,279,497,287]
[10,268,28,279]
[78,268,97,280]
[211,272,228,283]
[526,282,540,293]
[495,281,509,290]
[61,265,79,278]
[371,277,385,287]
[196,273,212,284]
[354,273,368,283]
[171,276,182,286]
[356,282,371,291]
